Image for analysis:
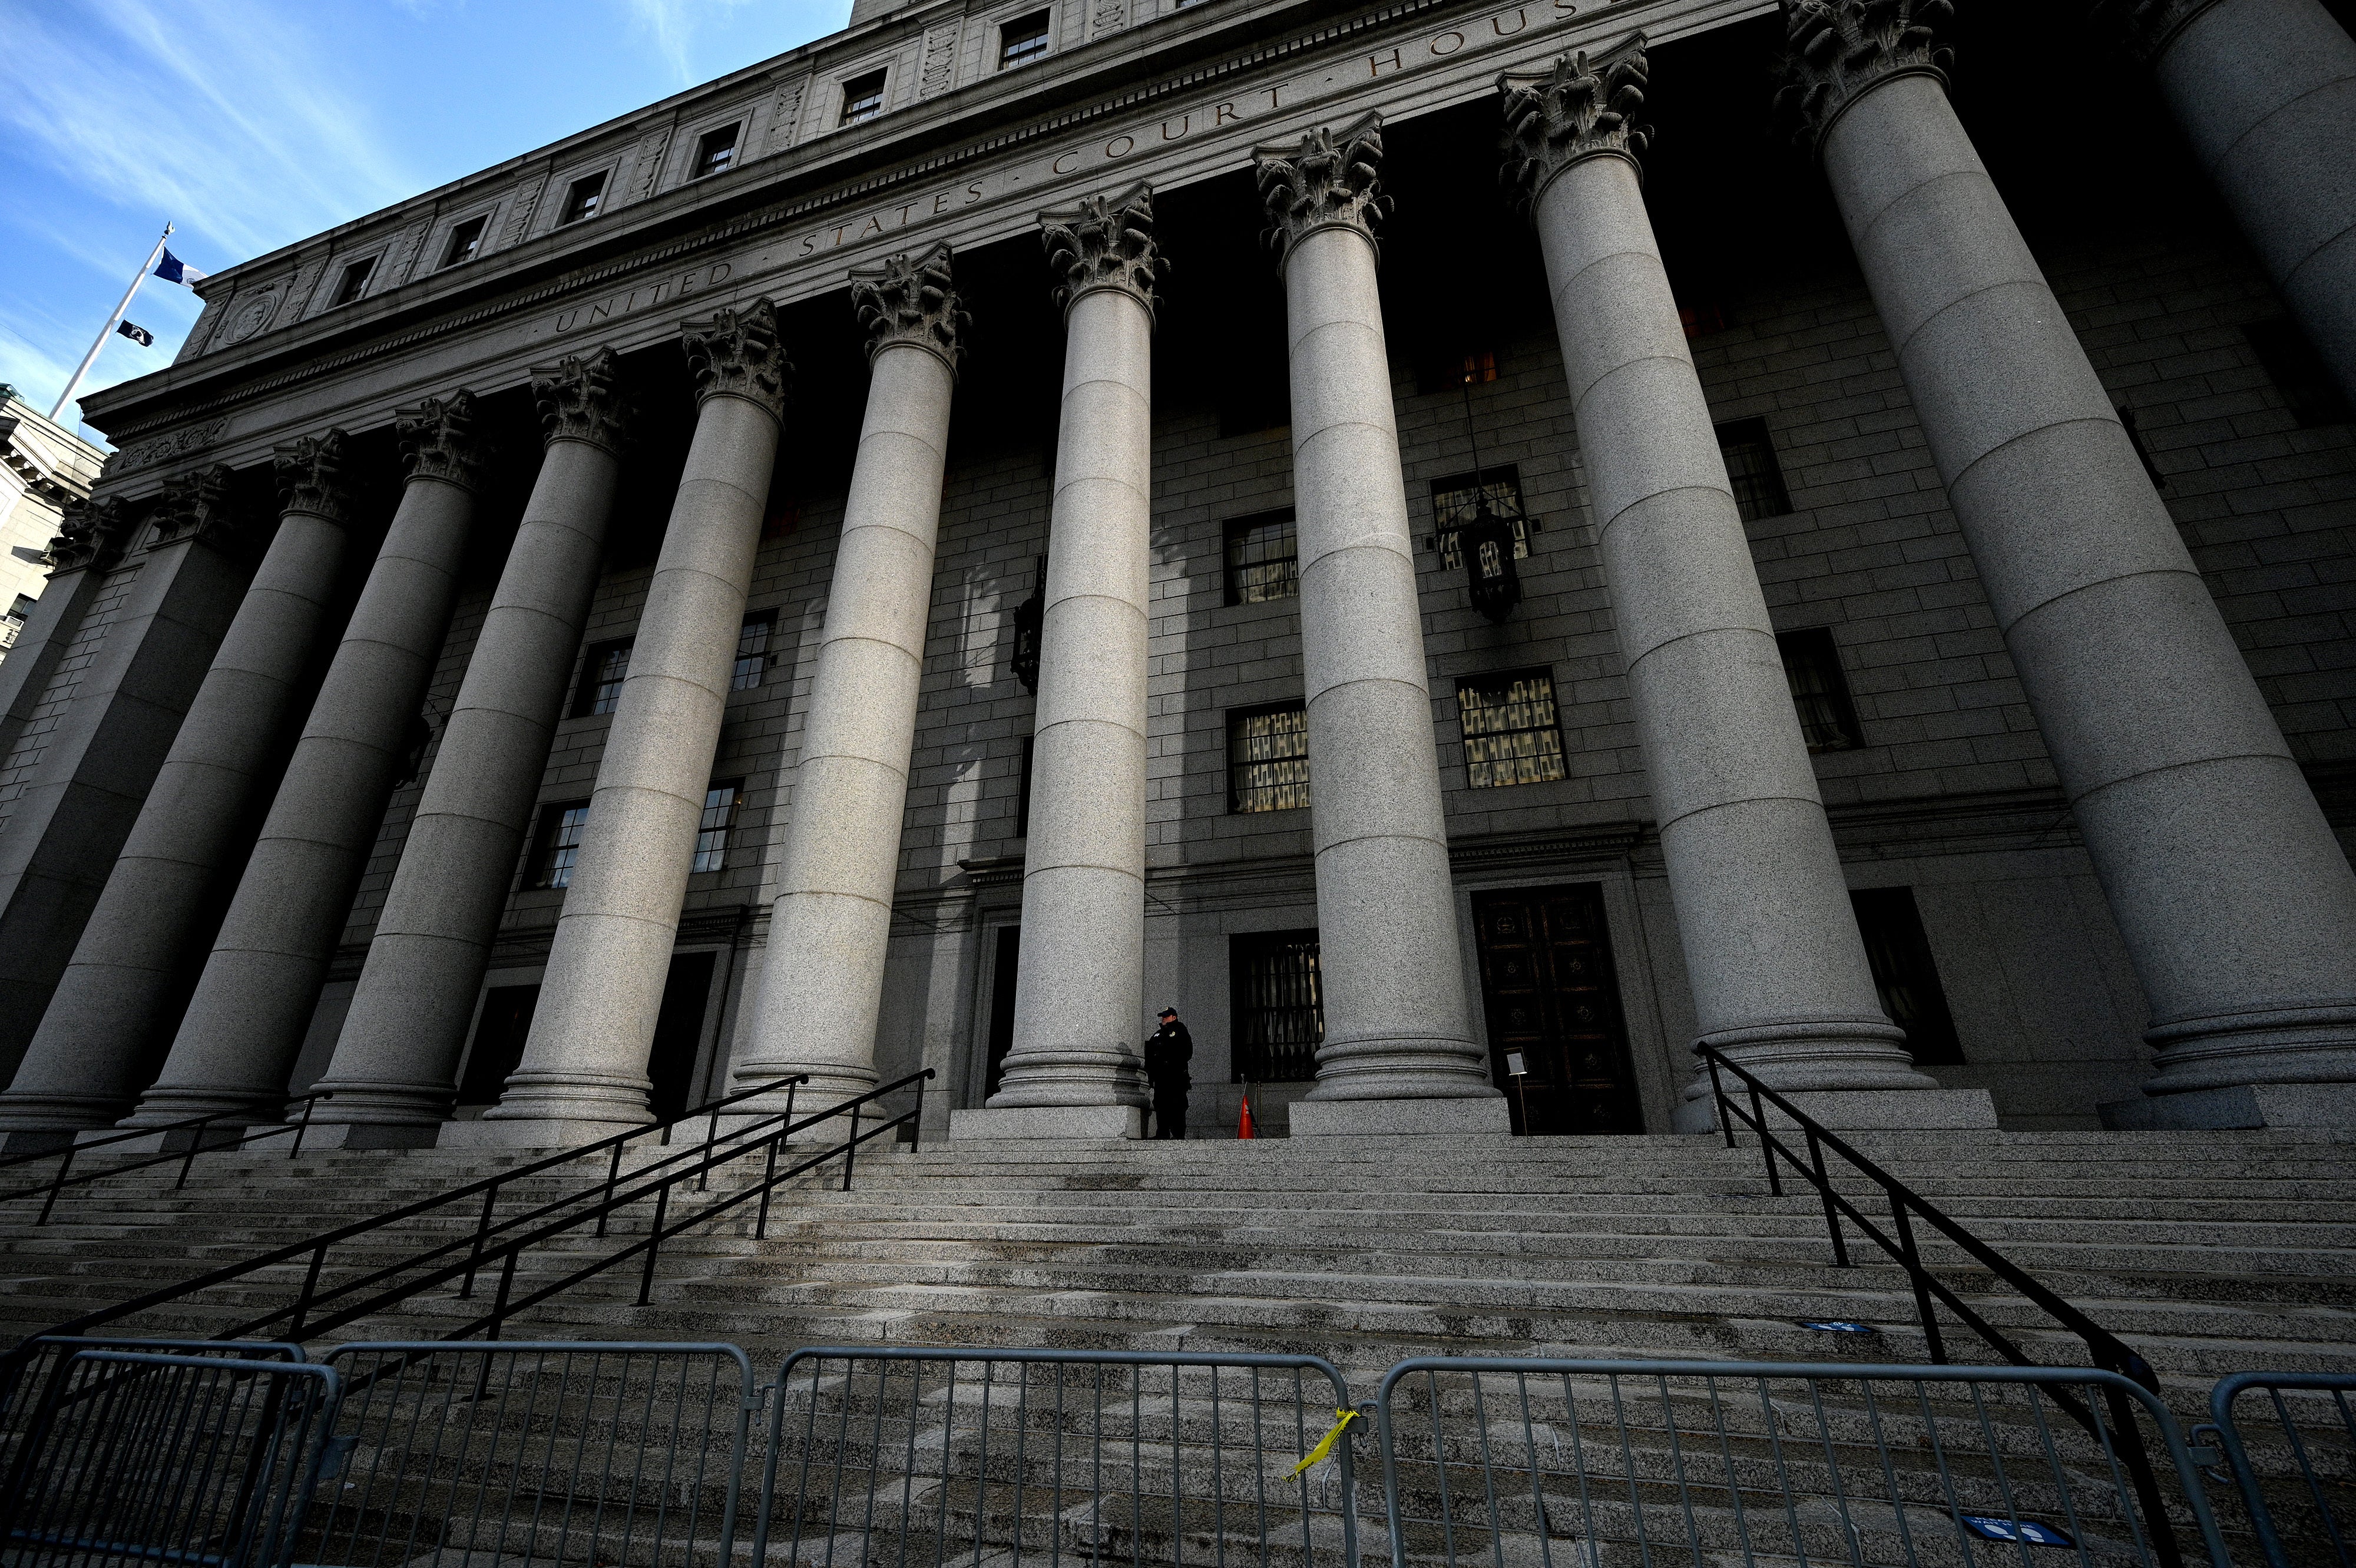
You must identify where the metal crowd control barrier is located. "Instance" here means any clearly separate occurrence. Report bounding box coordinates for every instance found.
[2197,1371,2354,1568]
[1373,1357,2231,1568]
[0,1347,343,1568]
[0,1334,307,1481]
[757,1346,1364,1568]
[305,1340,757,1568]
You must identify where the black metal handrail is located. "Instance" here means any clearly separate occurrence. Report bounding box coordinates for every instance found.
[1,1070,819,1366]
[1698,1042,2187,1568]
[0,1091,335,1226]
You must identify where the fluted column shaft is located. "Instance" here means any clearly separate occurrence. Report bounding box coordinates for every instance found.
[128,439,481,1126]
[1817,67,2356,1101]
[1250,118,1501,1137]
[485,307,785,1136]
[314,430,624,1132]
[2141,0,2356,408]
[985,282,1153,1127]
[737,255,959,1114]
[0,441,352,1130]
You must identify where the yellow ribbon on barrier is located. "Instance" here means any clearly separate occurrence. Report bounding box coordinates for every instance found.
[1289,1408,1360,1478]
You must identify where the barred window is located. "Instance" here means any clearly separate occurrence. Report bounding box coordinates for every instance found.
[1776,627,1862,752]
[330,256,376,307]
[999,9,1052,68]
[1223,510,1298,606]
[1431,468,1528,569]
[531,800,591,889]
[1455,670,1567,789]
[691,781,744,874]
[439,215,488,270]
[1715,418,1792,522]
[841,70,887,124]
[560,171,607,226]
[1229,929,1323,1083]
[572,639,631,717]
[731,611,776,691]
[1227,703,1310,813]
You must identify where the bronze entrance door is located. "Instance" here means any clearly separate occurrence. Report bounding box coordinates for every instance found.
[1472,885,1642,1134]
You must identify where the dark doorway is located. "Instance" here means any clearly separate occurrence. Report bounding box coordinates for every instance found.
[456,985,540,1108]
[648,951,719,1124]
[1472,885,1642,1135]
[982,926,1020,1102]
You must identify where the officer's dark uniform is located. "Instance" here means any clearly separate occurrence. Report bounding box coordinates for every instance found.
[1144,1011,1193,1140]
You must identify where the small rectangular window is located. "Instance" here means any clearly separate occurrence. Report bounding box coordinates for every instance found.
[999,9,1053,68]
[1223,509,1299,606]
[691,781,744,873]
[1776,627,1862,752]
[1228,702,1310,813]
[439,215,488,270]
[530,800,593,889]
[1455,669,1567,789]
[1851,887,1964,1065]
[560,171,608,225]
[841,70,888,125]
[693,123,741,180]
[1431,468,1528,570]
[730,610,776,691]
[2244,319,2352,427]
[1229,929,1323,1084]
[572,638,632,718]
[330,256,376,307]
[1716,417,1792,522]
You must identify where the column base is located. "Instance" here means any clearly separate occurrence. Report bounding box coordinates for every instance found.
[1673,1087,1998,1134]
[437,1117,646,1150]
[2099,1081,2356,1130]
[1289,1097,1513,1138]
[950,1105,1141,1141]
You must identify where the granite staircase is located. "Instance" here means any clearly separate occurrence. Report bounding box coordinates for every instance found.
[4,1129,2352,1564]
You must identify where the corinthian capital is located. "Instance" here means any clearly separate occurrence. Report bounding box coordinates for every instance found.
[2088,0,2223,64]
[1254,113,1392,260]
[399,389,491,493]
[533,346,632,454]
[683,297,791,421]
[1499,35,1652,210]
[852,243,968,369]
[146,464,250,551]
[44,494,133,575]
[1775,0,1953,151]
[274,429,354,525]
[1041,183,1165,316]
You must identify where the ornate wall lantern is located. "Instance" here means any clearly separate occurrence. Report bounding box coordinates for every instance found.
[1458,494,1522,623]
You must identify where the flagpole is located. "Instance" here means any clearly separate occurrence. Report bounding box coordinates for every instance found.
[49,221,174,424]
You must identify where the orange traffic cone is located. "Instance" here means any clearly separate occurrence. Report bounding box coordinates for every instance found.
[1237,1094,1257,1140]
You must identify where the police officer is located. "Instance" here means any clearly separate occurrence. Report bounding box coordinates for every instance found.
[1144,1007,1193,1140]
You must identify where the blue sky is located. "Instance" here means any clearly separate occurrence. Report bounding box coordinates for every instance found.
[0,0,852,445]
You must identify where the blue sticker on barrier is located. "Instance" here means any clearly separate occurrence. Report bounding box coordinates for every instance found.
[1958,1514,2076,1547]
[1796,1321,1878,1334]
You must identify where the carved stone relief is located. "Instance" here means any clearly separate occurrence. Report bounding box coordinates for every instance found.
[101,419,233,480]
[1041,182,1165,314]
[504,167,551,246]
[919,23,963,96]
[214,285,282,349]
[766,75,809,151]
[629,125,674,202]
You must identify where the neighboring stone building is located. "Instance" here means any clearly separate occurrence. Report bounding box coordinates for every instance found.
[0,387,107,662]
[0,0,2350,1154]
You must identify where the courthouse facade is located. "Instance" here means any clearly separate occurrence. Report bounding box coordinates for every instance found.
[0,0,2351,1149]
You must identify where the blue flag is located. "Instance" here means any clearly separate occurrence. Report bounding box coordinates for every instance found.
[154,248,209,287]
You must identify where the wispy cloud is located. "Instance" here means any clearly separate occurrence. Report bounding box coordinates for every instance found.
[624,0,766,86]
[0,0,419,266]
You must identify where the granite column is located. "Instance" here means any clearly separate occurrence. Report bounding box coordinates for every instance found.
[735,249,962,1114]
[1503,44,1972,1130]
[126,396,488,1125]
[1783,0,2356,1126]
[308,351,631,1142]
[1250,119,1505,1136]
[960,190,1160,1139]
[473,302,787,1140]
[0,438,353,1131]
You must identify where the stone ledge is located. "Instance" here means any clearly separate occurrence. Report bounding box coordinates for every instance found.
[950,1105,1143,1141]
[2100,1081,2356,1130]
[1673,1087,1999,1135]
[1288,1097,1514,1138]
[436,1117,650,1150]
